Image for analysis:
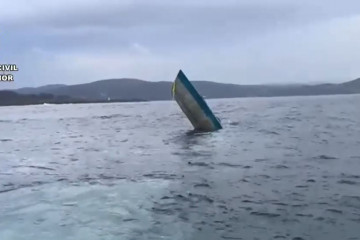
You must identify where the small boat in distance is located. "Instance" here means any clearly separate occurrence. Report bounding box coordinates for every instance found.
[172,70,222,132]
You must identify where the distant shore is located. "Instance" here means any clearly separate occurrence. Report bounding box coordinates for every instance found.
[0,100,148,107]
[0,90,147,107]
[1,76,360,107]
[1,92,360,108]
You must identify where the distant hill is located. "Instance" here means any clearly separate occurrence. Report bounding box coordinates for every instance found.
[13,77,360,101]
[14,79,173,101]
[341,78,360,90]
[16,84,68,95]
[1,76,359,106]
[0,91,57,106]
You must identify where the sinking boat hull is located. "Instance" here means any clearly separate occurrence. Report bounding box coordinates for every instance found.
[172,70,222,131]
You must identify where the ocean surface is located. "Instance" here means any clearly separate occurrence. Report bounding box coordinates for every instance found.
[1,94,360,240]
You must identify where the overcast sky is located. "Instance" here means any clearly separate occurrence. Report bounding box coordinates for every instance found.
[1,0,360,88]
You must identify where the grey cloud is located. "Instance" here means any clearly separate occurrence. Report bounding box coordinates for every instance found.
[4,0,360,50]
[1,0,360,87]
[5,0,359,30]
